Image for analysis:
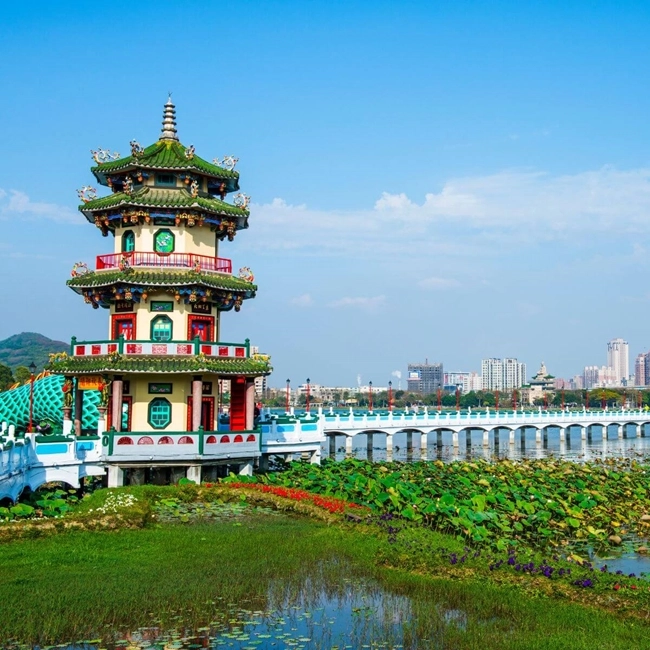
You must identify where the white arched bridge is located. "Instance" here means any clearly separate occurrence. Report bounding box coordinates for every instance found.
[2,406,650,500]
[322,407,650,455]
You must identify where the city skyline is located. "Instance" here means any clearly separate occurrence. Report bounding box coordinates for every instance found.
[3,2,650,386]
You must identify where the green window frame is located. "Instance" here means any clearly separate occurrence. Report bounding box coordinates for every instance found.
[148,398,172,429]
[155,173,176,186]
[154,228,175,254]
[122,230,135,253]
[151,315,173,341]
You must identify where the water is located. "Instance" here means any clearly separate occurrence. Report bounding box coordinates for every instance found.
[14,573,474,649]
[325,424,650,464]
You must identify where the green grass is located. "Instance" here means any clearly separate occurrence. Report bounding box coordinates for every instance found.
[0,504,649,649]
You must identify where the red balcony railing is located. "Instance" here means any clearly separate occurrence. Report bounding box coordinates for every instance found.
[96,252,232,274]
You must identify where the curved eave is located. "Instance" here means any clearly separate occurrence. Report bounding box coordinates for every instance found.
[90,141,240,186]
[67,270,257,294]
[48,356,272,376]
[78,193,249,220]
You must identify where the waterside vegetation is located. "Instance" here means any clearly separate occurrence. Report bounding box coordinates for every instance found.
[1,458,650,647]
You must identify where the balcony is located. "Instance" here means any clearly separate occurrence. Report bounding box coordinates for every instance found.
[70,338,250,359]
[103,430,260,462]
[96,252,232,274]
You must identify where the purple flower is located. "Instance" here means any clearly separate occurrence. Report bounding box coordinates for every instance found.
[600,566,608,573]
[508,557,516,566]
[629,573,636,578]
[616,570,623,575]
[573,579,594,588]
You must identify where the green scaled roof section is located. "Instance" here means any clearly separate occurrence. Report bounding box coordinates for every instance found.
[92,140,239,185]
[48,355,271,377]
[79,186,248,218]
[67,269,257,293]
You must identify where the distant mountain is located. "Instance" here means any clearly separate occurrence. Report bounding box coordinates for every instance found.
[0,333,68,371]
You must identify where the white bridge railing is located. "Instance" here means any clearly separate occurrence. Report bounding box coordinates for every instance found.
[322,408,650,431]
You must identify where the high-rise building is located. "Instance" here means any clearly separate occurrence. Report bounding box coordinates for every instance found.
[607,338,629,386]
[481,358,526,390]
[407,362,443,395]
[635,353,647,386]
[445,371,481,393]
[584,365,616,388]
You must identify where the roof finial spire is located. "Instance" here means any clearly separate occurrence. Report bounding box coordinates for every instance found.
[160,94,178,141]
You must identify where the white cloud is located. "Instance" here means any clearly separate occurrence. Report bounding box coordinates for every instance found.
[418,277,460,290]
[244,166,650,260]
[0,189,79,224]
[328,295,386,310]
[290,293,313,307]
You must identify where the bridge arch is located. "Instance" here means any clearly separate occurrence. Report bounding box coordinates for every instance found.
[27,467,81,494]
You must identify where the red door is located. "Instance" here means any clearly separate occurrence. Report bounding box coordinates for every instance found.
[107,396,132,431]
[187,396,215,431]
[112,314,136,340]
[188,315,214,341]
[230,378,246,431]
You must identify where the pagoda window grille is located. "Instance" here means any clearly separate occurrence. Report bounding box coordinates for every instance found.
[122,230,135,253]
[154,229,175,254]
[151,315,173,341]
[148,398,172,429]
[155,173,176,187]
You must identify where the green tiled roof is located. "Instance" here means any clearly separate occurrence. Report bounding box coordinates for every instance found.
[79,186,248,218]
[67,269,257,293]
[48,355,271,376]
[92,140,239,184]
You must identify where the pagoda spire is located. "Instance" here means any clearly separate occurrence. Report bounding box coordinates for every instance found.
[160,95,178,141]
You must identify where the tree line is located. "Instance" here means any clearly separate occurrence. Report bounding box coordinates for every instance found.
[261,388,650,409]
[0,363,35,391]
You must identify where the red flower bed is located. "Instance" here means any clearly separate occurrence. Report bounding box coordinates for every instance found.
[224,482,368,514]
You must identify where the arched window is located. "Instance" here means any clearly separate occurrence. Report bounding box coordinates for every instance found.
[206,435,217,444]
[148,398,172,429]
[137,436,154,445]
[220,435,230,443]
[117,436,133,445]
[158,436,173,444]
[178,436,194,444]
[233,434,244,443]
[151,315,173,342]
[154,228,175,254]
[246,434,256,442]
[122,230,135,253]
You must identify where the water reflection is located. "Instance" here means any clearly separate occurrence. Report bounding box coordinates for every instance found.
[327,424,650,464]
[26,571,470,650]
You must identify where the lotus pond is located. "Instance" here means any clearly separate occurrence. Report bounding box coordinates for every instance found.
[1,496,649,650]
[251,458,650,554]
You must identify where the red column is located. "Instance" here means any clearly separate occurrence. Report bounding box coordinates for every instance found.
[192,375,203,431]
[245,380,255,430]
[111,376,123,432]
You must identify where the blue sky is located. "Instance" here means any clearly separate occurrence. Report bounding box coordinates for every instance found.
[2,0,650,386]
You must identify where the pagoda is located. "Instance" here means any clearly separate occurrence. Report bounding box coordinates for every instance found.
[49,98,272,485]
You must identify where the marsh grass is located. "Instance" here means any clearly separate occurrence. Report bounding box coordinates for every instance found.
[1,500,649,649]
